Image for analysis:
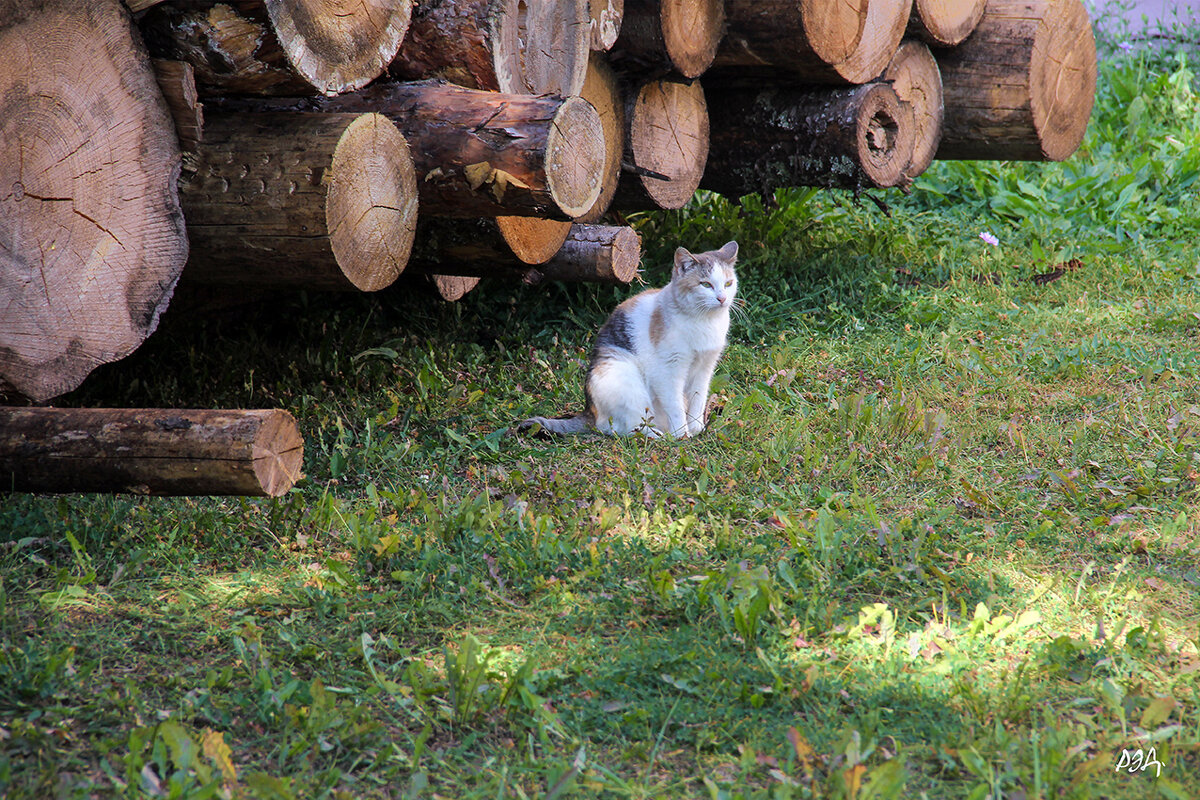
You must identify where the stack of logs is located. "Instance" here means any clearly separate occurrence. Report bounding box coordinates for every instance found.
[0,0,1096,496]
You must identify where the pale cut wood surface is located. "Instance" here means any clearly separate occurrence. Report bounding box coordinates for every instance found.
[717,0,868,75]
[612,0,724,78]
[613,78,709,210]
[882,39,943,178]
[908,0,986,47]
[576,54,626,223]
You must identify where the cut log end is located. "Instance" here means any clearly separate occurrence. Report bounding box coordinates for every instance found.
[546,96,607,218]
[576,53,625,222]
[806,0,871,65]
[251,407,305,496]
[265,0,414,95]
[432,274,481,302]
[496,218,574,265]
[909,0,986,47]
[857,84,916,188]
[837,0,912,84]
[883,40,943,178]
[327,113,419,292]
[626,78,709,210]
[540,224,641,283]
[1032,0,1096,161]
[496,0,591,95]
[660,0,725,78]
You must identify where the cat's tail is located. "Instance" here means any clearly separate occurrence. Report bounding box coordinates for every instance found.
[516,410,595,437]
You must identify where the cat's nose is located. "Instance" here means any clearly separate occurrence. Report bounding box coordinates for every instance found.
[716,294,727,305]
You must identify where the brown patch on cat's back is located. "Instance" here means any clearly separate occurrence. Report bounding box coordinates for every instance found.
[649,304,666,345]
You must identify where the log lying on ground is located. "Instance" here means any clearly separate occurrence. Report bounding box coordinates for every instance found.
[882,39,943,178]
[576,54,626,222]
[590,0,625,50]
[238,81,606,220]
[140,0,412,96]
[908,0,986,47]
[611,0,725,78]
[716,0,868,78]
[935,0,1096,161]
[411,223,640,284]
[612,77,709,210]
[152,59,204,151]
[391,0,590,96]
[702,82,915,196]
[0,407,302,496]
[181,112,417,291]
[0,0,188,403]
[429,274,481,302]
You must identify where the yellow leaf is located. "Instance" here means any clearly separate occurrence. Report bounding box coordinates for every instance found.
[463,162,493,190]
[492,169,530,191]
[786,726,816,779]
[842,764,867,800]
[202,728,237,783]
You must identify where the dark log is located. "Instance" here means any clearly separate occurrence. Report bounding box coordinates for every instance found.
[908,0,985,47]
[702,82,915,195]
[152,59,204,150]
[228,81,607,220]
[610,0,725,79]
[935,0,1096,161]
[611,77,708,210]
[391,0,589,96]
[181,112,417,291]
[0,407,303,497]
[0,0,188,403]
[882,39,942,179]
[140,0,412,96]
[411,223,640,284]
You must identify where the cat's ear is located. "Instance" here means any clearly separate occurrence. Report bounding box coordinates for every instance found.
[716,241,739,263]
[673,246,697,277]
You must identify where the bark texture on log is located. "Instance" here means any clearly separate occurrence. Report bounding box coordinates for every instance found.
[152,59,205,150]
[0,407,303,497]
[716,0,868,76]
[612,78,708,210]
[0,0,188,403]
[936,0,1095,161]
[141,0,412,96]
[576,54,626,223]
[267,81,606,220]
[883,39,942,178]
[611,0,725,78]
[908,0,986,47]
[590,0,624,50]
[182,112,417,291]
[412,223,639,284]
[702,82,915,195]
[391,0,589,96]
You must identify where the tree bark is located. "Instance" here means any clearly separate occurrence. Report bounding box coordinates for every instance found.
[935,0,1096,161]
[0,407,303,497]
[181,112,417,291]
[882,39,942,179]
[576,54,626,223]
[411,223,640,284]
[716,0,868,77]
[235,81,607,220]
[152,59,205,151]
[610,0,724,79]
[390,0,589,96]
[590,0,624,51]
[908,0,985,47]
[140,0,412,96]
[0,0,189,403]
[611,77,709,211]
[702,82,915,195]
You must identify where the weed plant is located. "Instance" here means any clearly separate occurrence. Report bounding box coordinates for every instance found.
[1,15,1198,800]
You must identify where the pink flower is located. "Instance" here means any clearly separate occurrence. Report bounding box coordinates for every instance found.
[979,231,999,247]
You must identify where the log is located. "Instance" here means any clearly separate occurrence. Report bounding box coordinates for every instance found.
[610,0,725,78]
[412,223,640,284]
[181,112,417,291]
[836,0,913,86]
[495,218,574,265]
[612,77,709,211]
[0,0,188,403]
[908,0,986,47]
[430,274,481,302]
[575,54,626,223]
[152,59,204,151]
[0,407,303,496]
[235,82,607,220]
[882,39,942,178]
[390,0,590,96]
[716,0,868,77]
[140,0,413,96]
[701,82,915,196]
[590,0,624,51]
[935,0,1095,161]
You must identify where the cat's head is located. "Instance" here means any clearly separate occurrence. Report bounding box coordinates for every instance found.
[672,241,738,311]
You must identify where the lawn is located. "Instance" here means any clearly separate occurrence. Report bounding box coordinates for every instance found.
[2,20,1199,800]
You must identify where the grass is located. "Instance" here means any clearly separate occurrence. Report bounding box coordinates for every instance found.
[2,21,1199,800]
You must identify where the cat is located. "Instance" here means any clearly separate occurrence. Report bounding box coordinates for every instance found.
[519,241,739,438]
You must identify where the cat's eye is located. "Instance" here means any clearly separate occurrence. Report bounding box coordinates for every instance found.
[725,280,733,287]
[700,281,712,288]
